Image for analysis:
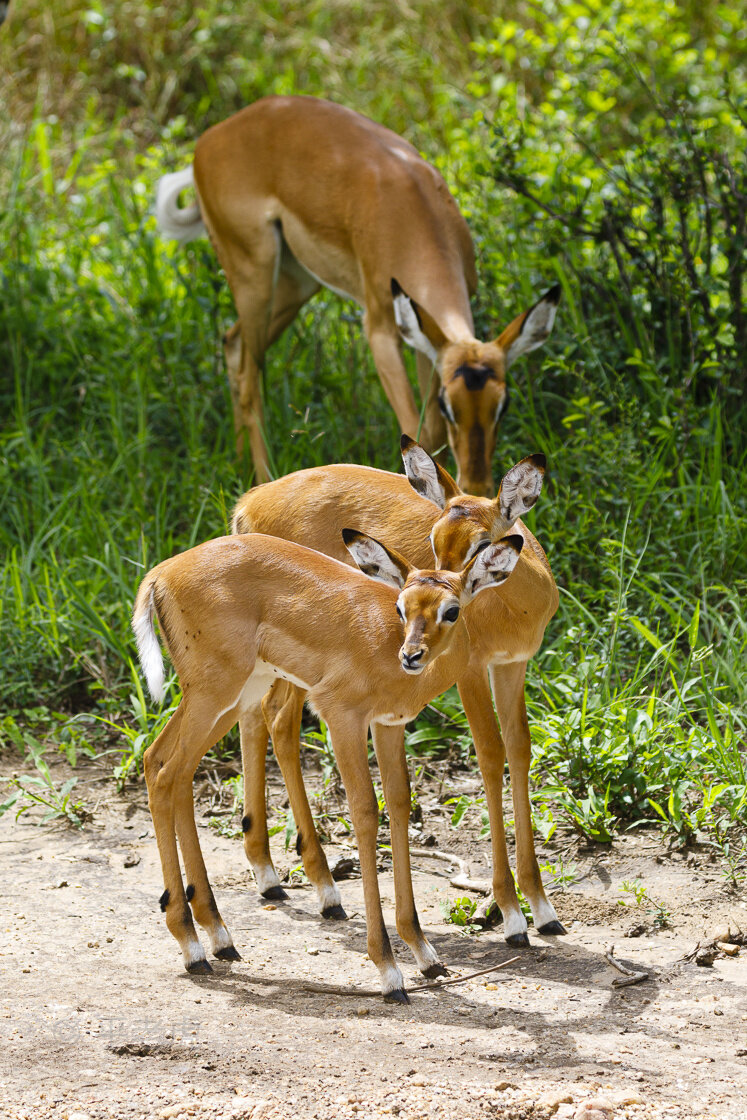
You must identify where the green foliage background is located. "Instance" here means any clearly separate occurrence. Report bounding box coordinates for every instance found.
[1,1,745,855]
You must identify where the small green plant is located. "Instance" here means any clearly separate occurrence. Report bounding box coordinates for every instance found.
[0,730,88,827]
[539,858,578,891]
[440,895,483,935]
[619,879,671,930]
[444,792,490,836]
[268,805,297,851]
[207,815,243,840]
[536,783,616,843]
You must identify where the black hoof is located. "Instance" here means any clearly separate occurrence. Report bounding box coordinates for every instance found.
[186,958,213,974]
[261,885,289,901]
[214,945,242,961]
[321,904,348,921]
[538,919,568,936]
[505,930,531,948]
[421,962,449,980]
[384,988,410,1004]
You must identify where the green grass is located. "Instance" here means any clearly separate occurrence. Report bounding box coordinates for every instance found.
[1,2,745,864]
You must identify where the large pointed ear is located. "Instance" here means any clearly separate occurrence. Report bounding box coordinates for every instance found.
[342,529,412,589]
[461,534,524,599]
[400,434,461,509]
[496,453,546,523]
[495,284,560,369]
[391,278,447,363]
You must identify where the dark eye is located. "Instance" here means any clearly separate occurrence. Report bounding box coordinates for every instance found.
[442,605,460,623]
[396,604,404,620]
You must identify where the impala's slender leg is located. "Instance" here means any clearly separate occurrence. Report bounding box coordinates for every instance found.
[457,668,529,945]
[203,216,282,480]
[238,698,287,900]
[222,244,319,475]
[363,296,422,440]
[327,714,408,1001]
[490,661,565,935]
[371,722,446,978]
[262,681,345,919]
[145,699,239,971]
[266,250,320,346]
[415,349,447,456]
[223,250,321,418]
[174,774,239,960]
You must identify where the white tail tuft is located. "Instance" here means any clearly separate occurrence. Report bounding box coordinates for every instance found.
[132,581,166,703]
[154,167,206,243]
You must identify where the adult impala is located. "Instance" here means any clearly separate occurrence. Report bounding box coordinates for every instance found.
[231,440,564,948]
[133,528,523,999]
[156,94,560,495]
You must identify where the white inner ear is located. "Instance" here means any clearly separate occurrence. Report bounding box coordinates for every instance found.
[464,540,521,597]
[504,296,558,368]
[392,292,439,364]
[498,460,544,523]
[402,444,447,509]
[345,536,406,589]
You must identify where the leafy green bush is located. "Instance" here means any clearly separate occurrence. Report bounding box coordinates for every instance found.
[1,1,745,859]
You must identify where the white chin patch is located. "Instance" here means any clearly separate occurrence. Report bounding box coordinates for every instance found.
[402,663,425,675]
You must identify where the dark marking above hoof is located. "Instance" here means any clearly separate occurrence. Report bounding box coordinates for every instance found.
[321,904,348,921]
[214,945,242,961]
[159,889,170,912]
[505,930,531,948]
[261,885,289,901]
[421,962,449,980]
[185,884,195,902]
[186,958,213,974]
[295,830,303,856]
[384,988,410,1005]
[538,919,568,936]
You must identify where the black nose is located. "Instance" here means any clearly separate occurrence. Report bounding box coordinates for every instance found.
[402,649,424,669]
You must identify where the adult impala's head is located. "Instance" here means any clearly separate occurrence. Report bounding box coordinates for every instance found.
[391,279,560,497]
[342,528,523,674]
[400,435,546,572]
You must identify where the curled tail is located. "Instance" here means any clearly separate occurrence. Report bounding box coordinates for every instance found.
[132,572,166,703]
[154,167,206,243]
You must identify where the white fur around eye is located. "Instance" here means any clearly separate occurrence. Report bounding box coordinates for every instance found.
[437,600,460,623]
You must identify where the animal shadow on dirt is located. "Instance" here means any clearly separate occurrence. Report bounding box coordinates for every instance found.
[186,890,674,1072]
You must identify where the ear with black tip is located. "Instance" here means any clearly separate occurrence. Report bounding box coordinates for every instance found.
[495,284,560,369]
[342,529,412,589]
[496,453,546,523]
[400,434,462,509]
[390,278,447,362]
[461,534,524,599]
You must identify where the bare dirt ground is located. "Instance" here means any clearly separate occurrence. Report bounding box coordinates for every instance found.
[2,751,747,1120]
